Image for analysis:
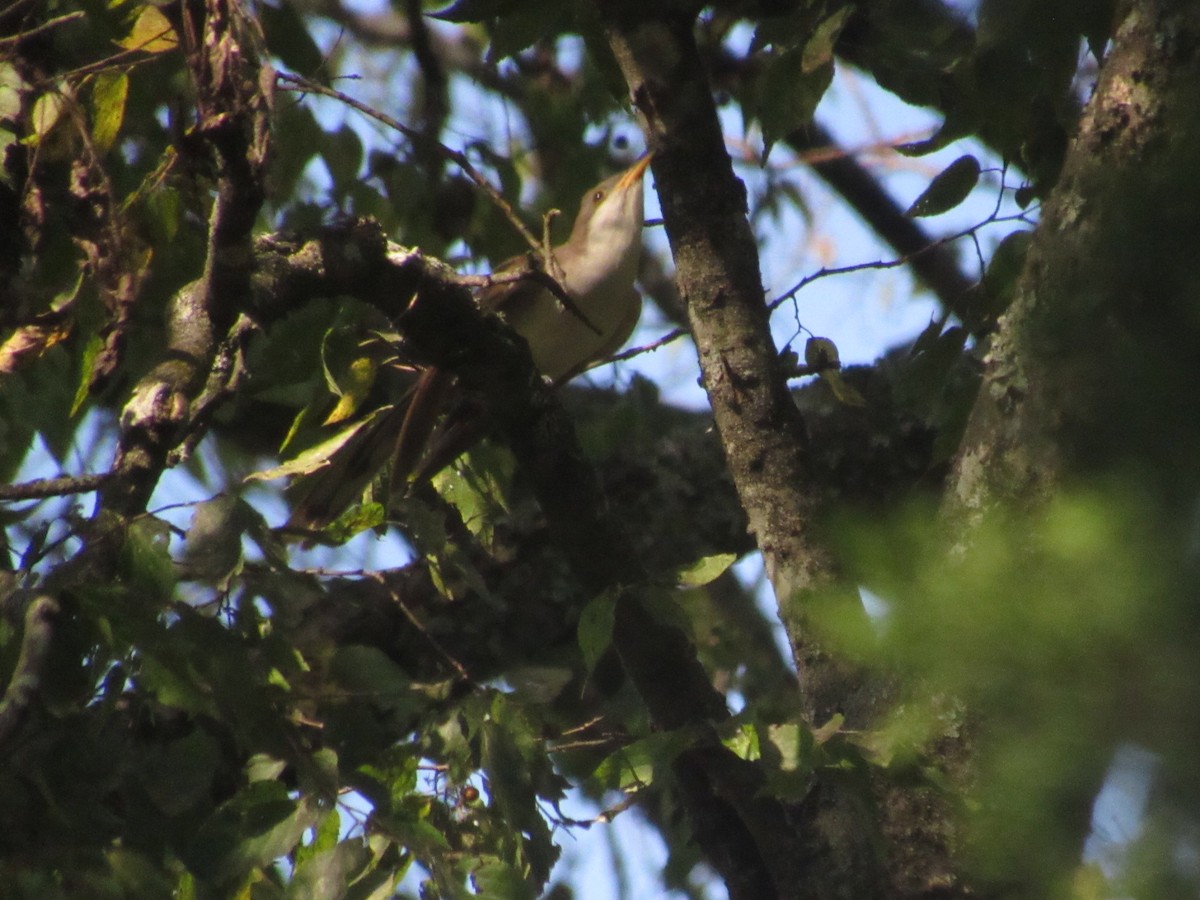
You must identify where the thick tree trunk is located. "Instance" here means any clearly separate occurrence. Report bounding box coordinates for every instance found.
[941,0,1200,889]
[949,0,1200,525]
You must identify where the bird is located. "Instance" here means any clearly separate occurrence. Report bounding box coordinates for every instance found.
[286,153,653,533]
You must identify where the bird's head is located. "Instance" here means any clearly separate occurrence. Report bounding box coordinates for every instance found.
[565,154,653,282]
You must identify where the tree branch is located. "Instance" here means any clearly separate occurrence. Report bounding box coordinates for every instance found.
[600,4,837,698]
[595,5,894,896]
[0,473,114,502]
[0,595,59,748]
[100,0,272,518]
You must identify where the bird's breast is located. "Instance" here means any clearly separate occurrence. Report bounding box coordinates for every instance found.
[508,246,641,381]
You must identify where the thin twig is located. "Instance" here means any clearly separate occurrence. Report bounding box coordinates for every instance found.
[768,207,1036,312]
[551,788,644,829]
[598,326,689,368]
[370,571,472,682]
[276,71,543,257]
[277,72,611,333]
[0,10,85,47]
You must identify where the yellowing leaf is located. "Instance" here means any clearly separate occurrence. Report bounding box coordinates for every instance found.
[90,70,128,153]
[245,412,383,482]
[0,63,24,122]
[801,6,852,74]
[28,90,66,142]
[674,553,737,587]
[812,712,845,745]
[804,336,840,369]
[118,6,178,54]
[805,337,865,406]
[323,356,377,425]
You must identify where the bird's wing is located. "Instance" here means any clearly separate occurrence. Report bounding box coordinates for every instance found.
[478,255,543,318]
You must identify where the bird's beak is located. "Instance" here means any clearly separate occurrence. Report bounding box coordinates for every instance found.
[615,152,653,192]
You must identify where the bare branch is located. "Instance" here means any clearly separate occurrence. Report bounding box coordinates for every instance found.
[0,474,114,502]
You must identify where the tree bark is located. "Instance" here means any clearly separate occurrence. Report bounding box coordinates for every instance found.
[941,0,1200,887]
[948,0,1200,526]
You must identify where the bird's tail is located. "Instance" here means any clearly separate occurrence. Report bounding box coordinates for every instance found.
[284,366,458,535]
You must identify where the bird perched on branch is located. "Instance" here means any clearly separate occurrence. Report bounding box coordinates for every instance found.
[286,153,653,533]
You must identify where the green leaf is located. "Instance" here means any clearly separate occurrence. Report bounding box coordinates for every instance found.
[468,855,537,899]
[750,5,820,53]
[120,515,175,604]
[322,124,364,197]
[322,501,387,544]
[246,754,288,784]
[90,70,128,154]
[185,786,317,887]
[480,697,559,884]
[430,0,510,24]
[290,839,372,899]
[638,585,693,637]
[138,655,220,718]
[802,6,853,75]
[894,95,980,158]
[140,730,220,816]
[760,721,817,801]
[591,728,696,792]
[331,645,417,716]
[0,63,24,123]
[577,590,616,676]
[488,2,572,63]
[356,747,420,813]
[432,441,513,547]
[979,229,1032,319]
[673,553,737,588]
[753,7,851,156]
[144,185,183,244]
[295,809,341,870]
[757,47,834,158]
[180,495,250,584]
[722,722,761,761]
[505,665,572,704]
[269,102,323,202]
[71,333,103,417]
[259,0,326,78]
[905,154,980,218]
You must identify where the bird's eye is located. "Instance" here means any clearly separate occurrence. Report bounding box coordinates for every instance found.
[593,190,604,203]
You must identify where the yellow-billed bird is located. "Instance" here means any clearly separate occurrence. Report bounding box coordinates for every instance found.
[287,154,653,532]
